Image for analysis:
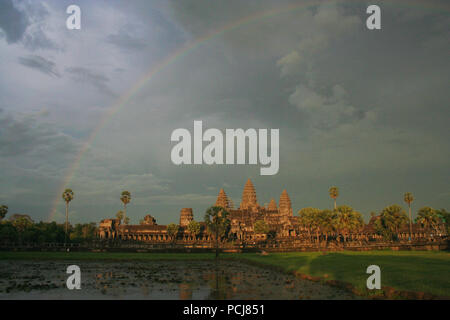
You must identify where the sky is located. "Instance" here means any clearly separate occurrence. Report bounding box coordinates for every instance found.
[0,0,449,225]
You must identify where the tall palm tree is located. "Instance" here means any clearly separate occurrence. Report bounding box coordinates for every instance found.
[329,186,339,210]
[62,188,74,244]
[120,191,131,225]
[404,192,414,240]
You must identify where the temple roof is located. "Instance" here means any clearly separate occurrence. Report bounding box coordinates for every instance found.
[215,188,230,209]
[240,179,259,209]
[268,198,278,210]
[279,189,293,216]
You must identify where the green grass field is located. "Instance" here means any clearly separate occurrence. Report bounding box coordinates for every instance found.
[231,251,450,298]
[1,250,449,297]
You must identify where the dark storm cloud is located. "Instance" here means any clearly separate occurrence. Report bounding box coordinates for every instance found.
[22,24,59,51]
[65,67,116,97]
[107,33,147,50]
[0,0,29,43]
[0,109,75,157]
[18,55,60,77]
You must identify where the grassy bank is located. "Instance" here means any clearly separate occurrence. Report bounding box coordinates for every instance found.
[1,250,448,298]
[230,251,450,298]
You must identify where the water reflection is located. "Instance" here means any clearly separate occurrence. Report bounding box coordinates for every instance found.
[0,260,359,300]
[179,283,192,300]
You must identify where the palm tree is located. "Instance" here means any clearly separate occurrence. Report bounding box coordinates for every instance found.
[334,205,364,243]
[298,207,321,243]
[374,204,409,241]
[329,186,339,209]
[404,192,414,240]
[319,209,337,244]
[0,205,8,220]
[416,207,442,240]
[204,206,230,258]
[62,188,74,244]
[120,191,131,225]
[115,210,124,222]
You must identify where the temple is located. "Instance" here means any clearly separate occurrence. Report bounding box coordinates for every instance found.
[98,179,443,245]
[98,178,300,243]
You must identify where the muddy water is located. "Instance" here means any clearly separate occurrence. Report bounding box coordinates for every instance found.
[0,260,359,300]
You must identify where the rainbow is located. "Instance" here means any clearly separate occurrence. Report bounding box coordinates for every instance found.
[49,0,448,221]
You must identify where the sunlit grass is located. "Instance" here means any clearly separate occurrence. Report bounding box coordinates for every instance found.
[230,251,450,297]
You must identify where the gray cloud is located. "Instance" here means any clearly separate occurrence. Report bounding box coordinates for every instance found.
[0,0,28,43]
[106,30,147,51]
[0,0,448,224]
[65,67,116,97]
[18,55,60,77]
[0,0,58,50]
[0,109,75,157]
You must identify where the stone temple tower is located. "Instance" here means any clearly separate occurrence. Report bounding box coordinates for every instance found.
[215,188,230,209]
[179,208,194,227]
[267,198,278,211]
[240,179,259,211]
[279,189,293,216]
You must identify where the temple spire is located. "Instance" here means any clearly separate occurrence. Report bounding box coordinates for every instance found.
[240,179,259,210]
[215,188,230,209]
[268,198,277,211]
[279,189,293,216]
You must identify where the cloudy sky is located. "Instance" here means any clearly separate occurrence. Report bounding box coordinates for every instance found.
[0,0,448,225]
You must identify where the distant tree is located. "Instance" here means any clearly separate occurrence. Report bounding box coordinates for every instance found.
[329,186,339,209]
[374,205,408,241]
[167,223,179,243]
[204,206,230,258]
[404,192,414,240]
[436,208,450,235]
[116,210,124,222]
[298,207,321,243]
[62,188,74,244]
[415,207,442,239]
[318,209,337,243]
[123,216,130,225]
[0,205,8,220]
[334,205,364,243]
[120,191,131,225]
[0,222,18,243]
[187,220,201,242]
[70,223,98,242]
[254,220,270,236]
[12,217,33,243]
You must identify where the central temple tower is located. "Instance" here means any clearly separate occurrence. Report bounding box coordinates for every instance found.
[239,179,260,211]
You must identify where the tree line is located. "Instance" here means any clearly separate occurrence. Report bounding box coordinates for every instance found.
[0,187,448,245]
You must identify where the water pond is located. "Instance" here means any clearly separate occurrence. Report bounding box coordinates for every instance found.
[0,260,359,299]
